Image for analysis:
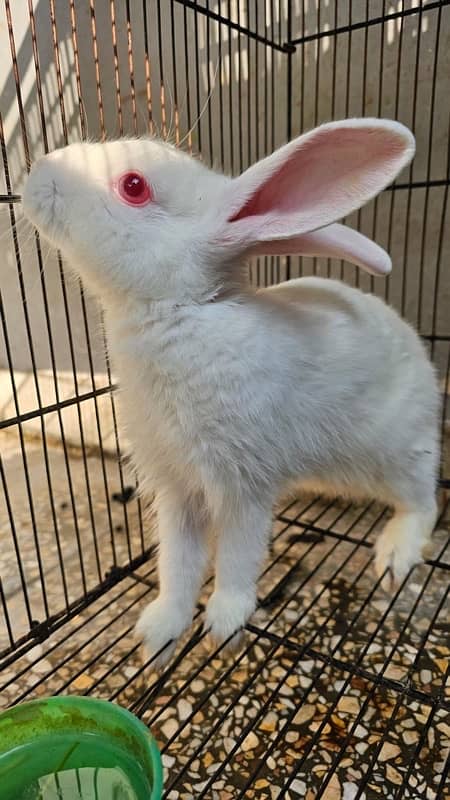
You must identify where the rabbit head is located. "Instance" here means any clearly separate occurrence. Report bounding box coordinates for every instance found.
[22,119,415,307]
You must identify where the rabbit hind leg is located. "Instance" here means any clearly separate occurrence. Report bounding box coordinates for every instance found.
[374,502,437,590]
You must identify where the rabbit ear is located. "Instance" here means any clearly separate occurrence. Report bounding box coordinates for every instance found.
[221,118,414,273]
[249,223,392,276]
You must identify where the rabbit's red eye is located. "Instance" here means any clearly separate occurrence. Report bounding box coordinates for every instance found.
[115,172,152,206]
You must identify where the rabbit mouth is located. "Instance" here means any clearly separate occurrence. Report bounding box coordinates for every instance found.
[22,168,68,246]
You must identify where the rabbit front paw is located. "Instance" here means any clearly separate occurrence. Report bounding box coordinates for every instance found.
[205,589,256,650]
[135,597,192,668]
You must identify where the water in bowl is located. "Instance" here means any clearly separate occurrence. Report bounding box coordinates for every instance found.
[2,733,153,800]
[20,766,140,800]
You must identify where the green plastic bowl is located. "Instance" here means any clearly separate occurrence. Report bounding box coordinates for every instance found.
[0,696,163,799]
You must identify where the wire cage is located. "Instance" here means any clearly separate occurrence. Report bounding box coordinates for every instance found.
[0,1,449,797]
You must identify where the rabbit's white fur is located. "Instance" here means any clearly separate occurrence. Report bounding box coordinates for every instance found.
[22,120,440,664]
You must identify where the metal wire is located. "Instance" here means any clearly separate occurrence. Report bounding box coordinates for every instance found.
[0,1,449,796]
[289,0,450,46]
[0,499,447,797]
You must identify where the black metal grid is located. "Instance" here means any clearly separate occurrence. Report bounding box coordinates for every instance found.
[1,1,449,796]
[0,495,448,797]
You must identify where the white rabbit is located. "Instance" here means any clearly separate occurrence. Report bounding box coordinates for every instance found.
[22,119,440,664]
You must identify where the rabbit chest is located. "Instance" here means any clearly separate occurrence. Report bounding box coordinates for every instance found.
[107,309,261,498]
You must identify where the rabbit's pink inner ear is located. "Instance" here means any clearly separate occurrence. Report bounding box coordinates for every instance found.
[249,224,392,276]
[226,119,415,243]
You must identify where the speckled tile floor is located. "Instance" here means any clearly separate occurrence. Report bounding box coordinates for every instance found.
[0,434,449,799]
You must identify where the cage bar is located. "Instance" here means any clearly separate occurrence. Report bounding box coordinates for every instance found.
[0,1,449,796]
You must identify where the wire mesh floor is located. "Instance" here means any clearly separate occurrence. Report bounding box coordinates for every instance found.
[1,490,448,800]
